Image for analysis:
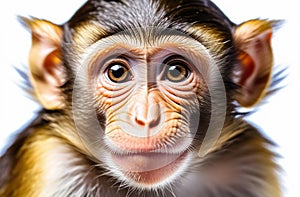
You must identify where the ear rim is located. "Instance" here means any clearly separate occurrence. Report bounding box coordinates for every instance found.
[233,19,279,108]
[19,16,65,110]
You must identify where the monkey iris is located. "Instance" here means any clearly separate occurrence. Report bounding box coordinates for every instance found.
[165,63,189,82]
[107,63,131,83]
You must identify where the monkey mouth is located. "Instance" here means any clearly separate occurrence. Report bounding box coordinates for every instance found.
[110,151,189,187]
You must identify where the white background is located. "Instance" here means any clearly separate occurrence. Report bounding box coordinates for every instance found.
[0,1,299,196]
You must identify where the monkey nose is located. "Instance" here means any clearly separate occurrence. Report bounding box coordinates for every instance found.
[134,103,161,128]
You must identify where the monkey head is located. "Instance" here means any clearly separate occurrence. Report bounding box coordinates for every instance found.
[20,0,276,190]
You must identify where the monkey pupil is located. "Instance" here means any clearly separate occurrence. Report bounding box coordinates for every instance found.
[169,66,181,77]
[111,65,125,78]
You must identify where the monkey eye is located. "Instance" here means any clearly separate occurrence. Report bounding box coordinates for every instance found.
[106,62,132,83]
[163,59,190,82]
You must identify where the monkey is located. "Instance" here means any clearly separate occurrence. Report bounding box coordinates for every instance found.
[0,0,282,196]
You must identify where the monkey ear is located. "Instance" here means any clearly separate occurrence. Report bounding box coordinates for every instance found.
[233,19,277,107]
[19,17,65,110]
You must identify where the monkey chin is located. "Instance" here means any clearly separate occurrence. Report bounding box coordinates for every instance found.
[107,150,192,189]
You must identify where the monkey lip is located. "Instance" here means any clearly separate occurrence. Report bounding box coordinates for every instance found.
[111,151,188,185]
[112,152,182,172]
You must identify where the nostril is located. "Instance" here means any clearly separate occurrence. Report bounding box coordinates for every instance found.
[149,113,160,128]
[135,116,146,126]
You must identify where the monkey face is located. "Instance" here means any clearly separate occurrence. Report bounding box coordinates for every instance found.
[71,27,227,189]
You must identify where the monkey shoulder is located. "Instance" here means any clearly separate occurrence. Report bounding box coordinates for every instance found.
[177,122,281,197]
[0,114,124,197]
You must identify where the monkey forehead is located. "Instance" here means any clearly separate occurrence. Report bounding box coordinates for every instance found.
[78,27,215,69]
[67,0,234,42]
